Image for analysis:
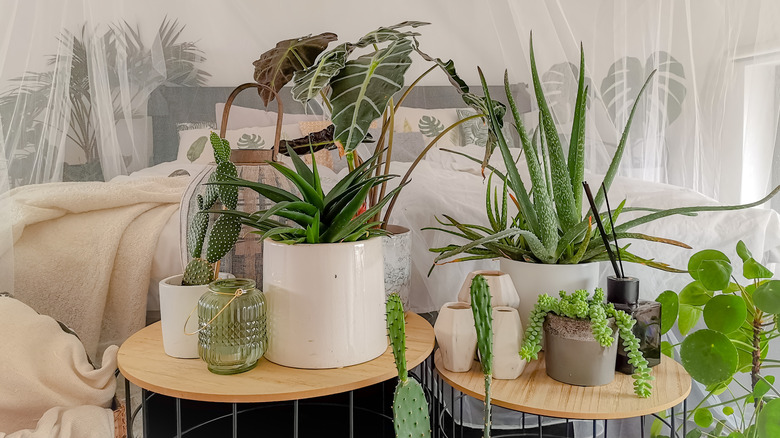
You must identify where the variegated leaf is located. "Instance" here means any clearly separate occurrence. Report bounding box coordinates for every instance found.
[354,21,428,48]
[291,43,350,104]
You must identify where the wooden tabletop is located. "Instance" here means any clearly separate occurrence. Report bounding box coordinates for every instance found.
[118,312,434,403]
[435,350,691,420]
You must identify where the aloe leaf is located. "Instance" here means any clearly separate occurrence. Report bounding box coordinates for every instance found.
[207,178,300,204]
[262,226,307,242]
[570,218,593,264]
[434,228,554,264]
[330,38,413,152]
[292,43,351,104]
[615,184,780,234]
[320,181,374,242]
[327,183,405,242]
[439,148,507,181]
[322,152,381,204]
[486,173,499,231]
[505,70,558,253]
[287,146,315,188]
[478,67,539,237]
[585,249,686,273]
[323,175,395,222]
[593,70,656,211]
[252,32,338,105]
[342,221,385,242]
[530,34,578,232]
[305,211,321,243]
[568,44,587,215]
[267,161,324,210]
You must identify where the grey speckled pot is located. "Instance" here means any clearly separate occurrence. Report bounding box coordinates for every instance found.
[543,314,618,386]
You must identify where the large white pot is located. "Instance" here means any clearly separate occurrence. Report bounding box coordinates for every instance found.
[499,259,599,331]
[262,238,387,369]
[159,274,208,359]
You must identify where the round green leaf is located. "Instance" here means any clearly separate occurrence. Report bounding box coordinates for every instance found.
[688,249,730,281]
[685,430,702,438]
[743,258,773,279]
[722,406,734,416]
[678,304,703,335]
[754,280,780,314]
[757,398,780,438]
[661,340,674,358]
[680,329,738,385]
[736,240,752,261]
[679,281,713,306]
[753,376,776,400]
[656,290,679,334]
[694,408,713,428]
[703,294,747,333]
[727,432,745,438]
[698,259,733,291]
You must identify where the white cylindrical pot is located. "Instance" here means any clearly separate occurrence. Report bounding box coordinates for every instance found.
[457,270,520,311]
[382,225,411,308]
[499,259,599,332]
[492,306,526,380]
[263,238,387,369]
[434,302,477,373]
[159,274,208,359]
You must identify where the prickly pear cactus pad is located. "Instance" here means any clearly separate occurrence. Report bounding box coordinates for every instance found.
[386,293,431,438]
[182,257,214,286]
[393,379,431,438]
[469,274,493,438]
[205,215,242,264]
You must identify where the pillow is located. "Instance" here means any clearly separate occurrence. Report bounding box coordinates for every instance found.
[391,107,461,149]
[384,132,426,163]
[215,104,325,130]
[176,124,302,164]
[456,108,516,148]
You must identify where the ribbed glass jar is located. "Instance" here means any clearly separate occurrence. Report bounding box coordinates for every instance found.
[197,278,266,375]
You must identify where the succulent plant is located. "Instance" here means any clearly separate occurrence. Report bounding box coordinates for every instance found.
[208,146,405,244]
[181,132,242,286]
[386,292,431,438]
[469,274,493,438]
[519,288,652,398]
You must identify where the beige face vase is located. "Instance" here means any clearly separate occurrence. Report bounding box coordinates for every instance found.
[434,302,478,373]
[457,270,520,310]
[492,306,527,380]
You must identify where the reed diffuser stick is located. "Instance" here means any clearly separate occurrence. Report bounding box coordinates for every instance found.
[583,181,622,278]
[602,182,624,278]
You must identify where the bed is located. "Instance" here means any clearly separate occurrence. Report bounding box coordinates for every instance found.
[9,82,780,362]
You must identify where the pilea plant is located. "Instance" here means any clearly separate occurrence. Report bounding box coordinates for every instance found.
[182,133,242,285]
[386,292,431,438]
[470,274,493,438]
[651,241,780,438]
[520,289,653,398]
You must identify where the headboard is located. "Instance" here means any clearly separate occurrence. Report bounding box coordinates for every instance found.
[148,83,532,166]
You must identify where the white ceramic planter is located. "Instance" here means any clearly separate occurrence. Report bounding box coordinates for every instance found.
[382,225,411,308]
[492,306,526,380]
[457,270,520,310]
[262,238,387,369]
[434,302,477,372]
[499,259,599,332]
[159,274,208,359]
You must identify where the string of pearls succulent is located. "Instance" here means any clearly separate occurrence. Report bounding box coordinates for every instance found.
[518,288,653,398]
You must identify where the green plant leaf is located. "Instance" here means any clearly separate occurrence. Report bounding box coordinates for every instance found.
[286,146,315,188]
[754,280,780,314]
[267,161,324,210]
[754,376,775,400]
[694,408,713,428]
[650,418,663,437]
[698,259,733,291]
[213,161,238,210]
[330,38,413,152]
[209,132,231,164]
[680,329,738,385]
[688,249,730,281]
[291,42,350,104]
[685,430,702,438]
[744,258,774,279]
[679,281,713,306]
[205,215,241,263]
[723,406,734,416]
[757,398,780,438]
[186,136,208,162]
[208,179,299,204]
[703,294,747,334]
[252,32,338,106]
[660,340,674,358]
[678,303,703,335]
[656,290,679,334]
[568,46,587,215]
[736,240,752,262]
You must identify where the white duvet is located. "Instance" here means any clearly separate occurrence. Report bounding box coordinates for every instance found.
[133,146,780,314]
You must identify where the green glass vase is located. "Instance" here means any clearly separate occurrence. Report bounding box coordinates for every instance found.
[197,278,266,375]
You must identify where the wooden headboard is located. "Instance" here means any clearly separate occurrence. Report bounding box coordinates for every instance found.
[147,83,532,166]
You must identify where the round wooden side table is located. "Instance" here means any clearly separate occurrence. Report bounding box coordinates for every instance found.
[434,350,692,437]
[118,312,435,437]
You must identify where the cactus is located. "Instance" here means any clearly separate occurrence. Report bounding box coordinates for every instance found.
[181,133,241,286]
[387,293,431,438]
[469,274,493,438]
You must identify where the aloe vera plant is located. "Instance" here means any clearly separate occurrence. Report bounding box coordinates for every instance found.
[429,35,780,271]
[387,292,431,438]
[208,146,404,244]
[182,133,242,285]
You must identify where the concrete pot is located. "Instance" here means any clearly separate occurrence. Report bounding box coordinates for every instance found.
[543,313,618,386]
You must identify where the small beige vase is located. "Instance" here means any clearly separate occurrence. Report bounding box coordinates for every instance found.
[434,302,477,372]
[492,306,526,379]
[457,270,520,310]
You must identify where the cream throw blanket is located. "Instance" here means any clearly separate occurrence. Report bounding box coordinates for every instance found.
[6,176,188,359]
[0,296,116,436]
